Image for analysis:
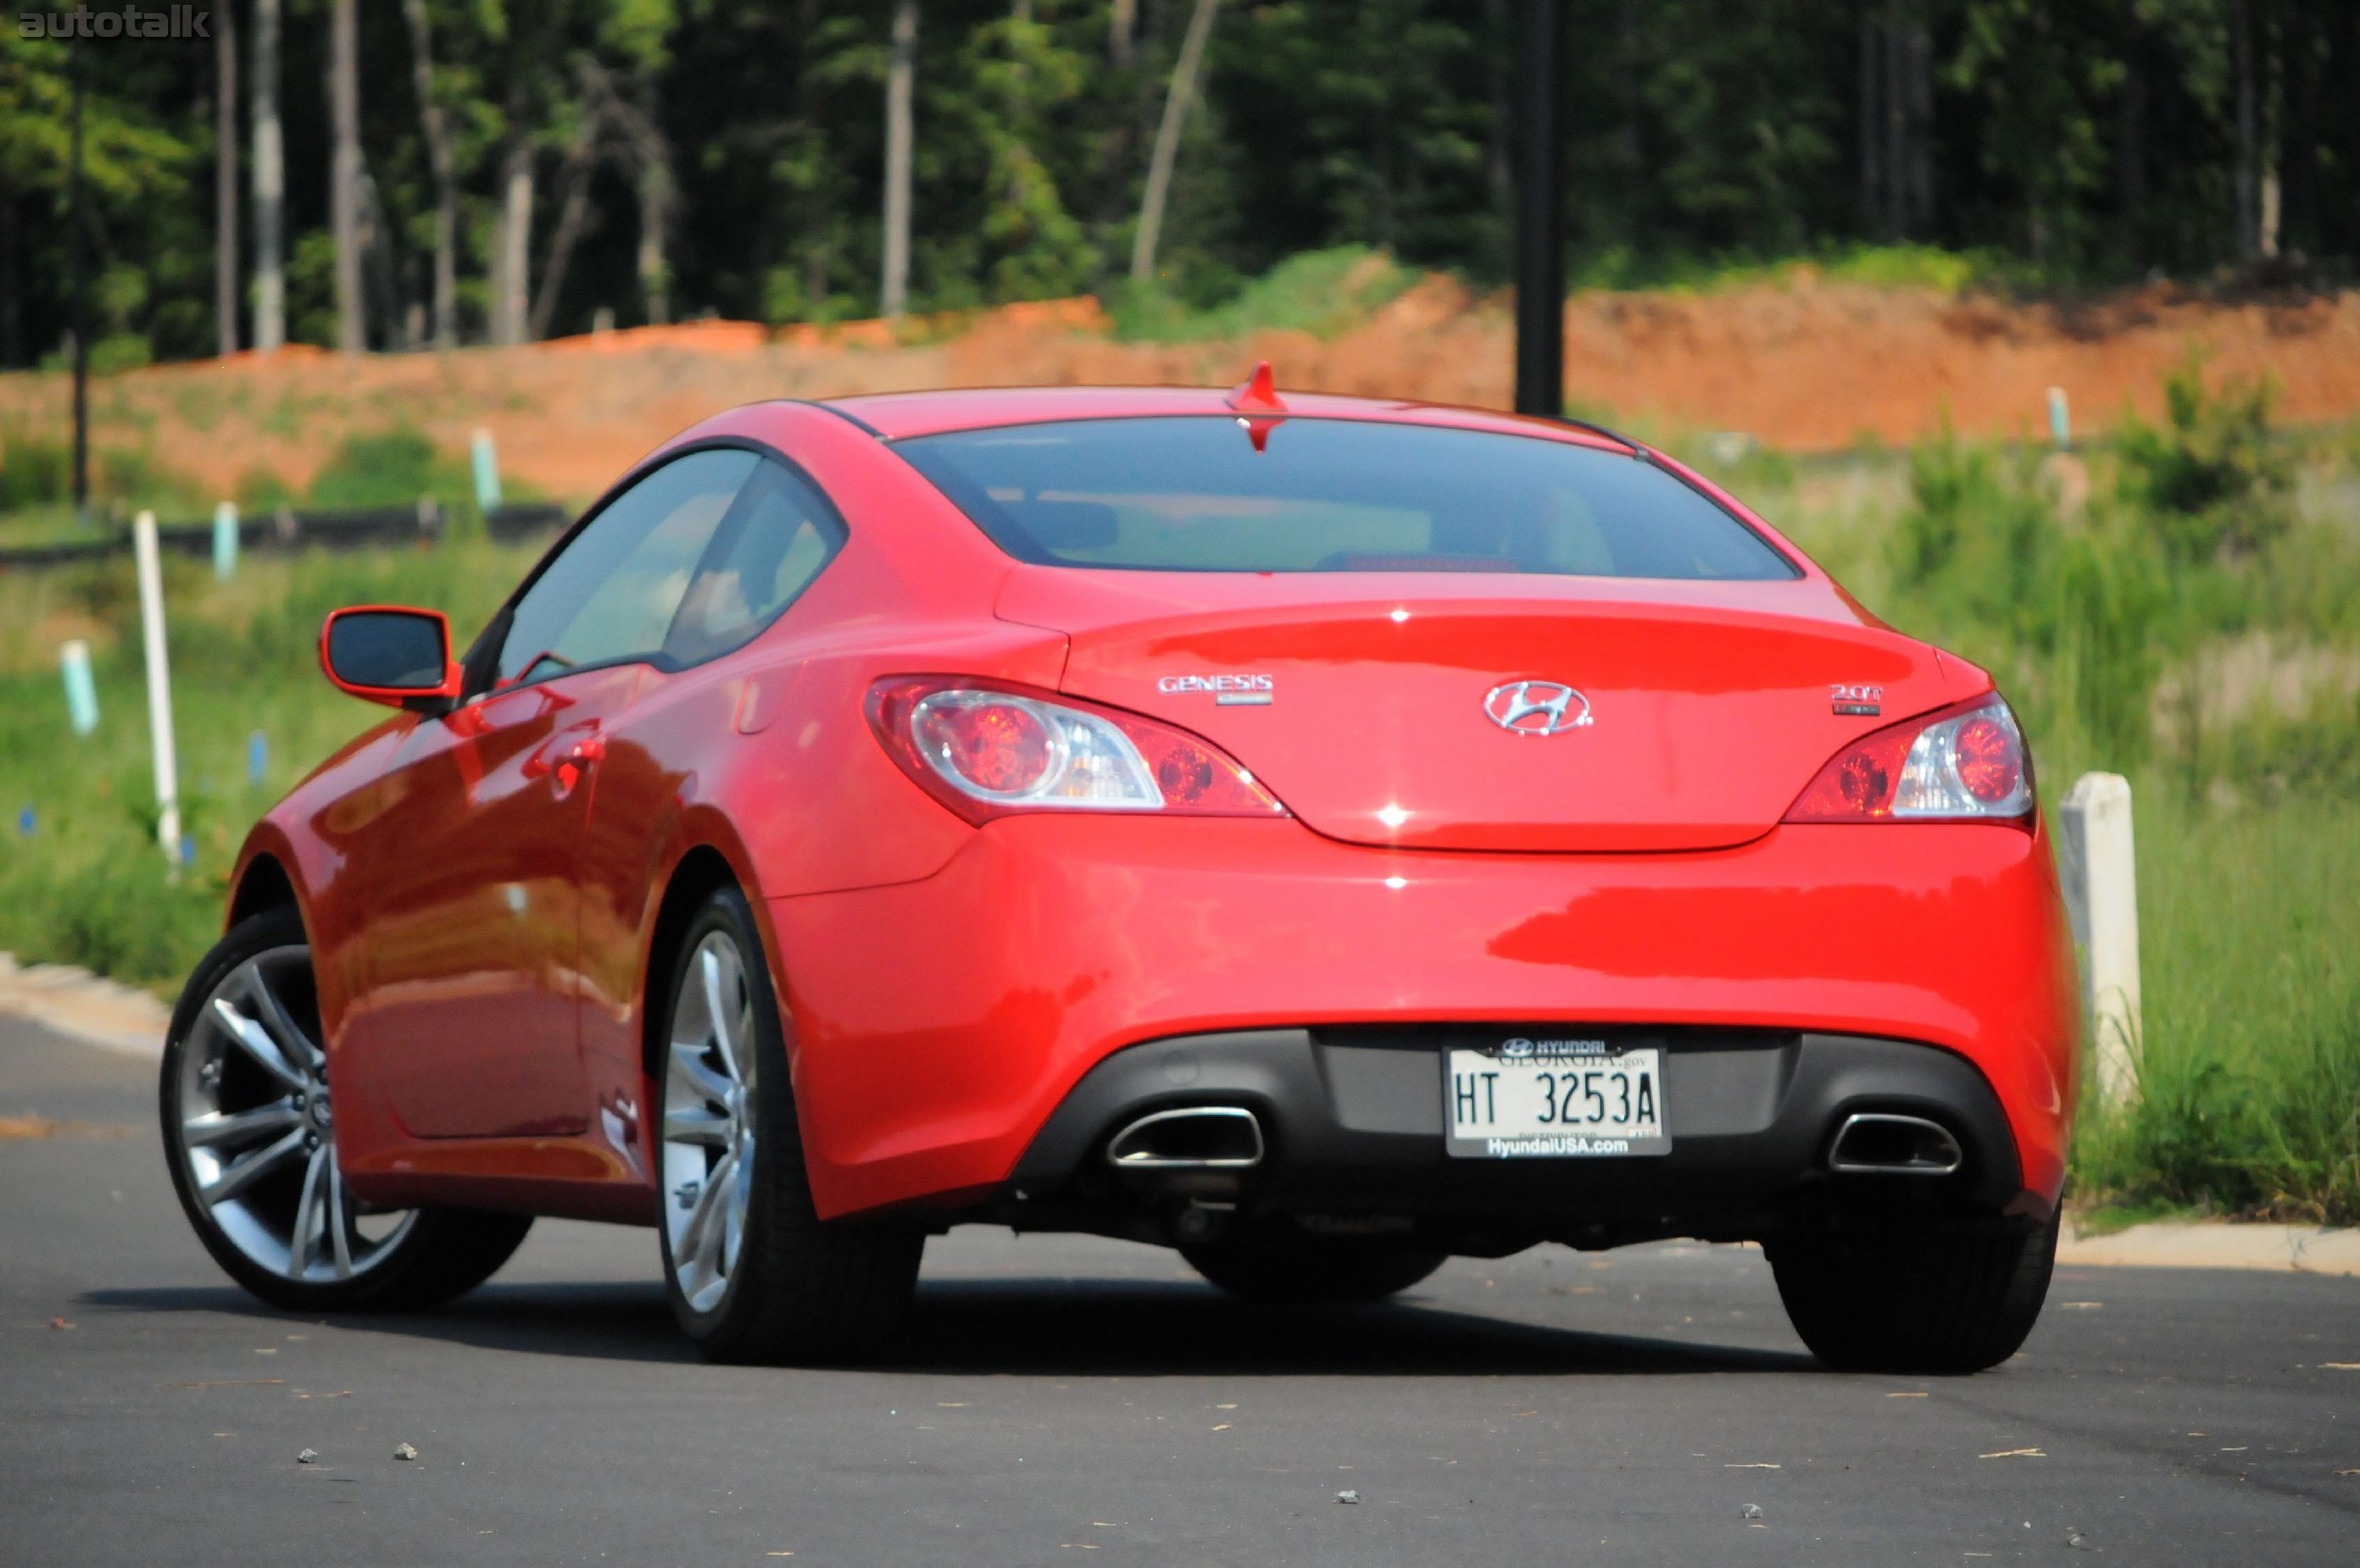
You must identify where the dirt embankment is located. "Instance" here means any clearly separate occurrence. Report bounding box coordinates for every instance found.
[4,278,2356,506]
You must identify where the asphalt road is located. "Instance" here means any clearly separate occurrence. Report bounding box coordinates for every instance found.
[4,1016,2356,1567]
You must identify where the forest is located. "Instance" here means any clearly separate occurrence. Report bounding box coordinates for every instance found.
[1,0,2355,371]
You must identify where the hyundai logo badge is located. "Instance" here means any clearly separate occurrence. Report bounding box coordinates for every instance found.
[1484,681,1593,735]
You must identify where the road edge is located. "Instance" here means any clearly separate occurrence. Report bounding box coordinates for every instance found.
[0,953,169,1060]
[2058,1218,2360,1277]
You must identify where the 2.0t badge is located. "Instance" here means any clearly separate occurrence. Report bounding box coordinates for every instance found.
[1483,680,1593,735]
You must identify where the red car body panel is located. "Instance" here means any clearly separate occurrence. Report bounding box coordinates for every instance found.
[227,387,2080,1235]
[770,816,2076,1220]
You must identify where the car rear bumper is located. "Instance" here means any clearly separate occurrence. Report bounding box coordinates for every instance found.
[765,816,2077,1222]
[996,1027,2025,1251]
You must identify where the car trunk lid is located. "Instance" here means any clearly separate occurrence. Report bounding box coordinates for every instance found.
[999,568,1953,852]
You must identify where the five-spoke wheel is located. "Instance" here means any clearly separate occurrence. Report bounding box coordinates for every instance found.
[654,886,922,1363]
[161,906,533,1311]
[660,931,758,1314]
[170,941,416,1286]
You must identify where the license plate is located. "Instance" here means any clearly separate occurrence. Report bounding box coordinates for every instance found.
[1443,1039,1670,1158]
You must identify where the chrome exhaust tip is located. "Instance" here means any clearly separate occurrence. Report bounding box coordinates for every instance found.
[1106,1106,1265,1169]
[1827,1112,1964,1175]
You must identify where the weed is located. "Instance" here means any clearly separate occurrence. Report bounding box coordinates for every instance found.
[306,427,469,510]
[1107,246,1416,343]
[2116,353,2295,563]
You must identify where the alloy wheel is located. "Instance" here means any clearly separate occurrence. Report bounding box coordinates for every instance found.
[661,931,758,1314]
[170,946,416,1283]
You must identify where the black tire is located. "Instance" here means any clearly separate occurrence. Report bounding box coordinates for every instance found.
[160,905,533,1313]
[1766,1204,2060,1374]
[654,885,923,1364]
[1182,1222,1449,1304]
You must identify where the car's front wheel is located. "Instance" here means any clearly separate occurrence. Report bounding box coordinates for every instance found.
[1766,1205,2060,1373]
[655,886,923,1364]
[160,906,533,1311]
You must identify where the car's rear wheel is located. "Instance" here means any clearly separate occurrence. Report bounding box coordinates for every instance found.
[1182,1222,1448,1303]
[160,906,533,1312]
[656,886,923,1364]
[1766,1205,2060,1373]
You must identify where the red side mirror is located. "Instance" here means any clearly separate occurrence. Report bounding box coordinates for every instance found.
[319,606,463,708]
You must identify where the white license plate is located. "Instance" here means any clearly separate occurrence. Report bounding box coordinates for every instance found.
[1443,1042,1670,1158]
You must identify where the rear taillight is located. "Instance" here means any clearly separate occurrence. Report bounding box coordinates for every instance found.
[1784,694,2035,825]
[867,678,1290,824]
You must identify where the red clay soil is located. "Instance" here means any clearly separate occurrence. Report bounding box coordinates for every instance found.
[4,278,2355,506]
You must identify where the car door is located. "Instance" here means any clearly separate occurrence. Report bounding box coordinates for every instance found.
[345,447,763,1139]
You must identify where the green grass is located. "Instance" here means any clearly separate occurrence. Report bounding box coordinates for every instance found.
[2071,792,2360,1222]
[1107,245,1418,342]
[1571,241,2007,297]
[0,541,540,990]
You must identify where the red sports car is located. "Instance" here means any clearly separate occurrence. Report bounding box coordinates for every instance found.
[161,374,2078,1371]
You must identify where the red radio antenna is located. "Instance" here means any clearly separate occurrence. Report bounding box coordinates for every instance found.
[1225,361,1287,414]
[1225,362,1288,451]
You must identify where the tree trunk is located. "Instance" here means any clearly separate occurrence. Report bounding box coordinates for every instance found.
[251,0,284,352]
[1906,9,1932,234]
[492,146,534,346]
[632,71,672,327]
[329,0,364,354]
[2233,0,2258,260]
[1109,0,1135,67]
[1,192,21,368]
[880,0,917,318]
[360,168,403,348]
[403,0,460,349]
[2117,52,2146,240]
[215,4,238,357]
[1482,0,1512,264]
[2279,0,2318,257]
[1131,0,1220,284]
[1859,1,1882,234]
[531,110,602,343]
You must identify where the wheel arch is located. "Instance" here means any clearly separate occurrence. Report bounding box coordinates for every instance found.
[638,845,748,1083]
[227,851,301,931]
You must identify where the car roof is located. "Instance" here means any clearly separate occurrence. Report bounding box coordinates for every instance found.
[821,384,1638,453]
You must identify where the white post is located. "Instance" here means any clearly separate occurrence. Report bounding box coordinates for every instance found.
[2057,772,2141,1107]
[132,511,182,866]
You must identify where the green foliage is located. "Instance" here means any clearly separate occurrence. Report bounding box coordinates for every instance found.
[2070,793,2360,1223]
[1594,242,2004,297]
[305,427,470,510]
[0,421,71,511]
[2116,356,2296,564]
[1107,245,1415,342]
[0,538,541,982]
[0,420,202,538]
[1883,419,2167,768]
[11,0,2356,363]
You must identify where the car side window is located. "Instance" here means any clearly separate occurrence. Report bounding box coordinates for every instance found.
[497,448,759,685]
[660,458,849,666]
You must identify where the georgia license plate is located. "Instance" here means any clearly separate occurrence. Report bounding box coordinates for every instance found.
[1443,1037,1670,1158]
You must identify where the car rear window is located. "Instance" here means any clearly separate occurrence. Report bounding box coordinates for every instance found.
[893,415,1797,581]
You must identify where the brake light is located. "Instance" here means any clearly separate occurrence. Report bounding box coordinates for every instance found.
[1785,694,2035,825]
[867,677,1290,824]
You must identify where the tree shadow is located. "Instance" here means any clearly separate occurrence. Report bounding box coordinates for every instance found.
[82,1273,1814,1376]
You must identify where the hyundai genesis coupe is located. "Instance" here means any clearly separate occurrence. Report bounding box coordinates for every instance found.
[160,371,2077,1371]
